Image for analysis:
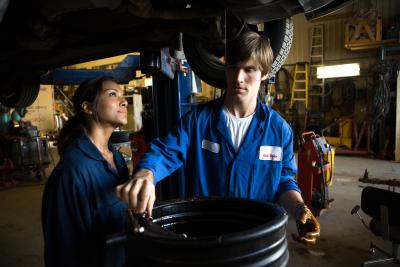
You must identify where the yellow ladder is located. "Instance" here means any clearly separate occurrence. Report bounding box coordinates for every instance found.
[290,62,309,109]
[309,24,325,103]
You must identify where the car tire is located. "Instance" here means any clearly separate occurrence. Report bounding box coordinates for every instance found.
[0,75,40,108]
[110,130,131,143]
[265,18,293,77]
[183,18,293,89]
[119,197,289,266]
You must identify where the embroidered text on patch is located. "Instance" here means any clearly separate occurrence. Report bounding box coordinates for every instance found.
[259,146,282,161]
[201,139,220,153]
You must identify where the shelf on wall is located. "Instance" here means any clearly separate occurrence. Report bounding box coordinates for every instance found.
[345,38,399,51]
[344,17,399,51]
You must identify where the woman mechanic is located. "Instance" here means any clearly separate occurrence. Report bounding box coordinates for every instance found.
[42,76,129,267]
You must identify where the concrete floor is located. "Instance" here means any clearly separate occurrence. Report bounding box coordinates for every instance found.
[1,154,400,267]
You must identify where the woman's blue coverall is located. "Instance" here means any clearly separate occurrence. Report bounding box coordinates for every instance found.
[42,134,129,267]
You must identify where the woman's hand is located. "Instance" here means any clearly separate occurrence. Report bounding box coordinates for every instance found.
[115,168,155,216]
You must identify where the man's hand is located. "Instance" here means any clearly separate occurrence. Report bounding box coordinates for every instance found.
[115,168,155,216]
[292,203,320,245]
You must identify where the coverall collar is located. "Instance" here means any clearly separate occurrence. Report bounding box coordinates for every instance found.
[213,95,270,150]
[76,134,118,162]
[213,95,269,128]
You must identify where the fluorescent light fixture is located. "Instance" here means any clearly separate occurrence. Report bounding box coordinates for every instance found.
[317,63,360,79]
[144,77,153,87]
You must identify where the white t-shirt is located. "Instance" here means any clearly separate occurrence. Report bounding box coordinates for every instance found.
[223,106,255,151]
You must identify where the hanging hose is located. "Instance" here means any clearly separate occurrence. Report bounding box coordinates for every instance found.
[371,59,391,155]
[372,74,390,123]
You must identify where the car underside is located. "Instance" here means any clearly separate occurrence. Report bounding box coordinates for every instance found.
[0,0,351,108]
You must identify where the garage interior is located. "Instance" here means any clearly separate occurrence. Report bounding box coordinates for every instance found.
[1,0,400,266]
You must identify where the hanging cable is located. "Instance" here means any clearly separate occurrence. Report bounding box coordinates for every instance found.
[224,8,227,63]
[372,59,391,123]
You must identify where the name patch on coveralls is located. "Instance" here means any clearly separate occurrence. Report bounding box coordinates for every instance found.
[259,146,282,161]
[201,139,220,153]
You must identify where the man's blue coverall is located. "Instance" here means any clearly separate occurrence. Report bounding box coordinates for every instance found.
[136,97,300,202]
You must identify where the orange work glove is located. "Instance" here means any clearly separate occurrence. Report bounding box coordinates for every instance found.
[292,202,320,245]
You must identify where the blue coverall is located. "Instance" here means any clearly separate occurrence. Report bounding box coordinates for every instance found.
[137,97,300,202]
[42,134,129,267]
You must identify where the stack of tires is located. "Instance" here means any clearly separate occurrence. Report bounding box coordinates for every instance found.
[123,198,289,267]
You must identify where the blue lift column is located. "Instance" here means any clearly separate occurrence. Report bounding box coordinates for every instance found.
[139,48,198,201]
[139,48,202,201]
[173,59,193,200]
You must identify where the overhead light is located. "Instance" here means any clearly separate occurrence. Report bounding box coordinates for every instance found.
[317,63,360,79]
[144,77,153,87]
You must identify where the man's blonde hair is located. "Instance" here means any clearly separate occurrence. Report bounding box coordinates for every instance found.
[226,31,274,76]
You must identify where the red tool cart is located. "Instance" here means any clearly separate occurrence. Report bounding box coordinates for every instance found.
[297,131,335,216]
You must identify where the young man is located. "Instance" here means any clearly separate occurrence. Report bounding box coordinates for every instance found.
[116,31,320,245]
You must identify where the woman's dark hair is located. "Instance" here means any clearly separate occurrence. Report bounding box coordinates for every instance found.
[57,75,117,155]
